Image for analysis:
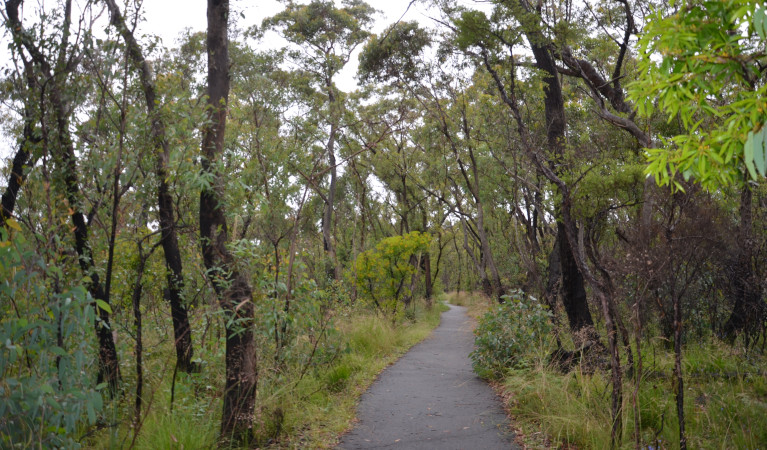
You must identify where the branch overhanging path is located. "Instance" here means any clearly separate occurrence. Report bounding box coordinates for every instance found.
[338,304,517,449]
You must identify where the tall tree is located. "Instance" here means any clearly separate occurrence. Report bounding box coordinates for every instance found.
[264,0,375,282]
[5,0,121,392]
[200,0,256,440]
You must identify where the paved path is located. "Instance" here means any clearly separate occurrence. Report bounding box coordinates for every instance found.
[338,304,516,450]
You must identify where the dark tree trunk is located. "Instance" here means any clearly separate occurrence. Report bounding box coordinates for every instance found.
[6,0,120,393]
[422,251,433,302]
[1,106,37,223]
[673,285,686,449]
[557,223,595,339]
[201,0,256,441]
[723,184,763,343]
[104,0,196,373]
[322,79,340,282]
[528,28,595,342]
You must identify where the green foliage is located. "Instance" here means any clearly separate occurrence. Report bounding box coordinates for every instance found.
[629,0,767,190]
[354,231,431,317]
[358,21,431,83]
[263,0,375,79]
[454,10,491,51]
[470,290,553,379]
[0,228,103,448]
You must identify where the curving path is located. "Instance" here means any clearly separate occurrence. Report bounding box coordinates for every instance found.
[337,304,517,450]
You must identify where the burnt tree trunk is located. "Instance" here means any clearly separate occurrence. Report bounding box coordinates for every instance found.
[723,184,763,343]
[526,30,595,343]
[1,101,38,223]
[201,0,256,441]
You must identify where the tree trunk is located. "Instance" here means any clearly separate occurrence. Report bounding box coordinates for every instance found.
[201,0,256,441]
[1,103,38,224]
[723,184,763,343]
[558,223,595,342]
[422,251,433,303]
[673,285,686,449]
[322,79,341,282]
[527,28,595,342]
[104,0,196,373]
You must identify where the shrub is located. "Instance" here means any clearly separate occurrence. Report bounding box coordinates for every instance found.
[470,290,553,379]
[0,226,103,448]
[354,231,431,319]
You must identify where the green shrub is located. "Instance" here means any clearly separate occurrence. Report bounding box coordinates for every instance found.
[470,289,553,378]
[0,227,103,448]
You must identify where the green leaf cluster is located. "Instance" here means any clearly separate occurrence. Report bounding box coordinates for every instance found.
[0,230,103,448]
[354,231,431,316]
[628,0,767,190]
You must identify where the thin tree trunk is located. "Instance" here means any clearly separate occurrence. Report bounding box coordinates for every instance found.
[322,78,341,282]
[201,0,256,441]
[104,0,196,372]
[1,104,38,224]
[673,286,686,449]
[723,184,762,343]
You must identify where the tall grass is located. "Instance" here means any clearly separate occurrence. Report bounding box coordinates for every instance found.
[499,339,767,449]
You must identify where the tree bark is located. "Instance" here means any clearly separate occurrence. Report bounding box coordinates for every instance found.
[104,0,196,373]
[525,22,595,340]
[322,78,341,282]
[201,0,256,441]
[723,184,763,343]
[1,104,37,224]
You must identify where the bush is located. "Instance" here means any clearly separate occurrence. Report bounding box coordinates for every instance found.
[470,290,553,379]
[0,226,103,448]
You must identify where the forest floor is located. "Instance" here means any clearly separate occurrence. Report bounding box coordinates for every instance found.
[337,304,517,449]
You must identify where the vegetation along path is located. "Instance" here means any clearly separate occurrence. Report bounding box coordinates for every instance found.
[338,304,516,449]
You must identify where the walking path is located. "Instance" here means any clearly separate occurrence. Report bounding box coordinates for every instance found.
[338,304,517,449]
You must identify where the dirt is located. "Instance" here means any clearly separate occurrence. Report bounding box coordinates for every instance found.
[337,304,518,449]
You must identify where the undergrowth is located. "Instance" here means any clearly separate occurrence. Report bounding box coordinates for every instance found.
[497,332,767,448]
[453,290,767,448]
[85,298,447,449]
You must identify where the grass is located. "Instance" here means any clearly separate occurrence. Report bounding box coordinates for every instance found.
[85,298,448,449]
[496,338,767,449]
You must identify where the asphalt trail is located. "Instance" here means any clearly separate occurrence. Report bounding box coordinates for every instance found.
[337,304,516,450]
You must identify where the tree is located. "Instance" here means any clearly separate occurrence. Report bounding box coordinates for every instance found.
[200,0,256,441]
[355,231,431,318]
[264,0,375,282]
[4,0,121,393]
[630,0,767,190]
[103,0,196,373]
[629,5,767,446]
